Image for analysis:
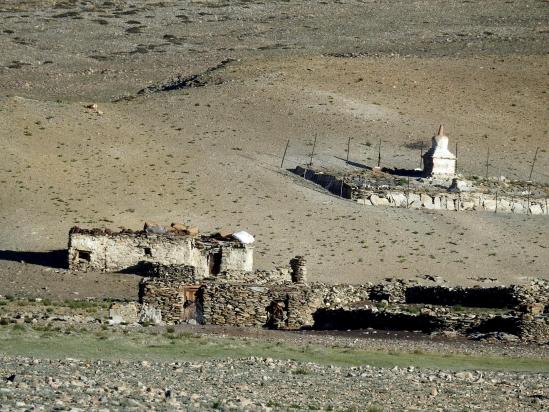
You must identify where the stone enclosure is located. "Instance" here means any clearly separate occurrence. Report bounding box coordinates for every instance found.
[138,259,549,343]
[292,126,547,215]
[294,166,548,215]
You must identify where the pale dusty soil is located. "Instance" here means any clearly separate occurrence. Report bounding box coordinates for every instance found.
[0,0,548,299]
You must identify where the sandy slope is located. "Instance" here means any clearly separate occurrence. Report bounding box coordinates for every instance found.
[0,0,548,298]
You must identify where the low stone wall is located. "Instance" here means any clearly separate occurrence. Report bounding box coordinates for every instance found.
[313,307,549,342]
[368,279,548,312]
[405,286,520,308]
[313,308,446,333]
[519,316,549,342]
[294,167,548,216]
[294,166,353,198]
[356,190,548,215]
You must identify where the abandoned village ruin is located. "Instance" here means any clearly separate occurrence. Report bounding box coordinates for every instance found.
[67,224,549,343]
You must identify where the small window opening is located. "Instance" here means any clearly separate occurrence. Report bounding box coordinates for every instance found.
[77,250,91,262]
[143,247,152,257]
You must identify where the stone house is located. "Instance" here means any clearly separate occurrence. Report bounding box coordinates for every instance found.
[68,226,254,276]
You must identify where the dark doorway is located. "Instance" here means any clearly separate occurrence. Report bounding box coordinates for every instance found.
[182,286,199,321]
[208,251,222,275]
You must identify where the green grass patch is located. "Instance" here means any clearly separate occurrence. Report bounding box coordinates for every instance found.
[0,326,547,373]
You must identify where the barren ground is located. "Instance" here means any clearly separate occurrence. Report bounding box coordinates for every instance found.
[1,0,548,299]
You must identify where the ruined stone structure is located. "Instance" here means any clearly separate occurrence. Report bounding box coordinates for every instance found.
[68,226,254,275]
[140,257,370,328]
[289,255,307,284]
[138,268,548,342]
[422,125,456,177]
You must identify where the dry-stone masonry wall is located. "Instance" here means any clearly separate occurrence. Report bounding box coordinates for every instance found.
[312,306,549,343]
[138,260,547,341]
[368,278,548,311]
[68,227,253,275]
[140,275,194,323]
[295,166,548,215]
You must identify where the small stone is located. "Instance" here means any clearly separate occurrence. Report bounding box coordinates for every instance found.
[455,371,474,381]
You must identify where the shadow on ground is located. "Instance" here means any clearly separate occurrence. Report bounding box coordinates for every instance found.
[0,250,67,269]
[335,157,425,178]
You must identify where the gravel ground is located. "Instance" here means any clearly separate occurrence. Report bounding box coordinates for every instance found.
[1,355,548,411]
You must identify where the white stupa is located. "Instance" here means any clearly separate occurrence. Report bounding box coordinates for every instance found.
[423,125,456,177]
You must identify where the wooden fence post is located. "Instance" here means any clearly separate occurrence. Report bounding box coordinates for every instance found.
[280,139,290,168]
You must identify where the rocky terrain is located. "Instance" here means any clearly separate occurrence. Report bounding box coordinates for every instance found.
[1,1,548,410]
[0,293,548,410]
[1,355,547,411]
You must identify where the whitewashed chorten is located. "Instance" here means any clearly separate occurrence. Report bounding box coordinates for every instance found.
[423,125,456,177]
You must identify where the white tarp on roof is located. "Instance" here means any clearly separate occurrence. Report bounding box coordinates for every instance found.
[232,230,255,244]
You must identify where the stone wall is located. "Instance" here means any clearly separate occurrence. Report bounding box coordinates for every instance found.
[294,166,548,216]
[355,190,548,215]
[141,263,292,285]
[141,263,199,282]
[141,275,371,328]
[68,227,253,275]
[312,307,549,343]
[368,279,548,312]
[140,270,547,342]
[140,275,196,323]
[198,283,274,327]
[404,285,521,308]
[294,167,353,198]
[211,269,291,285]
[197,283,370,329]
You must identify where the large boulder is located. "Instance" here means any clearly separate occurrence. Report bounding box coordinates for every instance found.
[139,304,163,325]
[109,302,139,325]
[529,204,543,215]
[370,194,389,206]
[389,192,407,207]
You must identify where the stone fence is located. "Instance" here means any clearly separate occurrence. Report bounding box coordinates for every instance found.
[312,307,549,343]
[355,190,547,215]
[294,166,548,215]
[368,279,548,311]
